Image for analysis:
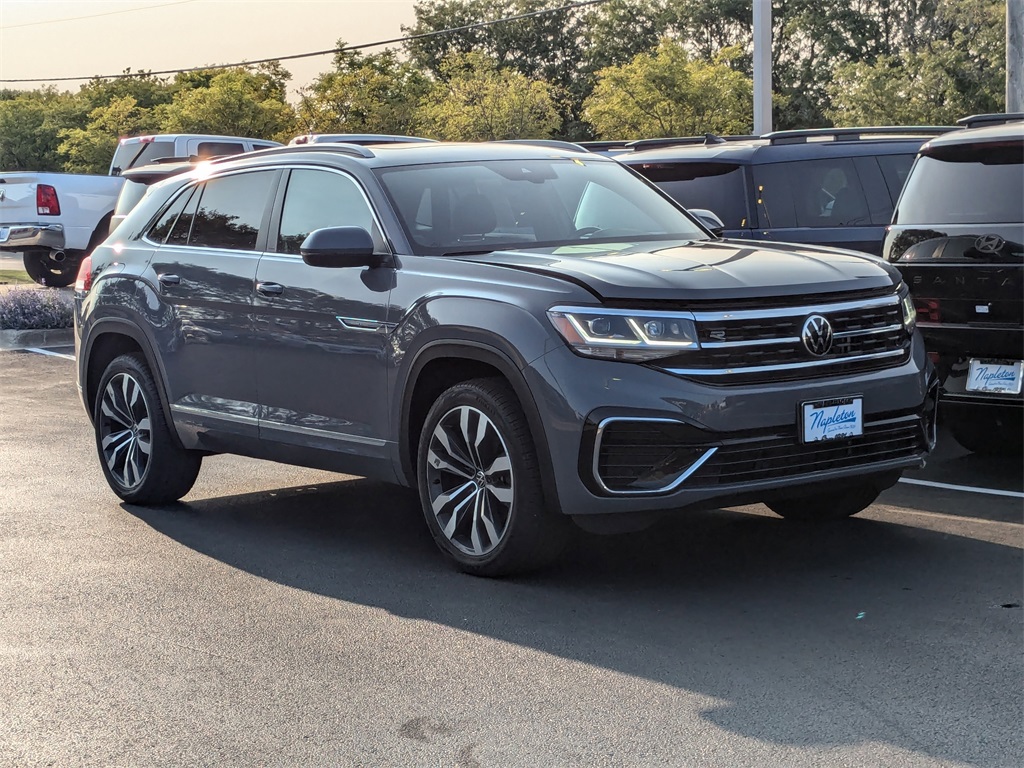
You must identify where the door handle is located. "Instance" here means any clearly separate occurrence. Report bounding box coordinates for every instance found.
[158,273,180,287]
[256,282,284,297]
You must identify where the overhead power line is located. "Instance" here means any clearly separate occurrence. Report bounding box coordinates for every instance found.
[0,0,200,31]
[0,0,610,84]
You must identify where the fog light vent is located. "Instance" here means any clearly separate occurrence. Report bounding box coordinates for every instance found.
[594,419,716,494]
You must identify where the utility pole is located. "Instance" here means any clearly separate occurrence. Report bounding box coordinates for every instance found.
[753,0,772,135]
[1009,0,1023,112]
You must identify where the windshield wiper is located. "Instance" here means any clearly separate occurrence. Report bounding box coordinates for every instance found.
[441,249,495,257]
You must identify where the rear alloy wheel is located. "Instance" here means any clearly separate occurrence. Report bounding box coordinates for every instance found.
[22,249,79,288]
[766,483,886,521]
[94,354,201,504]
[417,379,567,577]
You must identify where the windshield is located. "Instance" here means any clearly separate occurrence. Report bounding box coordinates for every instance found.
[374,158,708,256]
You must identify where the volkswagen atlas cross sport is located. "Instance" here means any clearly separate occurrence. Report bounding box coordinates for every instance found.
[74,141,938,576]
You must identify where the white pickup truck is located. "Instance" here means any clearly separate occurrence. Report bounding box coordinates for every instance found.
[0,133,281,286]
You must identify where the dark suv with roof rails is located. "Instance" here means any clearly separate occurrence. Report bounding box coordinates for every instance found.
[883,114,1023,454]
[616,126,957,256]
[75,140,937,576]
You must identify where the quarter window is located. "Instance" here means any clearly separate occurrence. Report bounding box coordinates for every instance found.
[188,171,276,251]
[276,169,382,254]
[147,187,196,243]
[753,159,871,228]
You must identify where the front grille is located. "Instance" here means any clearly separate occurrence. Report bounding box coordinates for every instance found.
[661,293,911,384]
[685,415,928,488]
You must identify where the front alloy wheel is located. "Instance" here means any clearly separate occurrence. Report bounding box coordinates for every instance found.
[417,379,567,576]
[425,405,514,557]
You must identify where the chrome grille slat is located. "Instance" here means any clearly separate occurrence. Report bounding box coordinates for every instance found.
[663,291,909,383]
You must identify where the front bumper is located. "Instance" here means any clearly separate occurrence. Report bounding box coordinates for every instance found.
[0,222,65,252]
[525,336,936,517]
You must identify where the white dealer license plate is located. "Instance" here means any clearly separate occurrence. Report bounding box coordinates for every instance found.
[801,397,863,443]
[966,359,1024,394]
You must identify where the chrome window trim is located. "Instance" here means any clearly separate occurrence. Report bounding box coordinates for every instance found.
[592,417,717,495]
[665,348,907,376]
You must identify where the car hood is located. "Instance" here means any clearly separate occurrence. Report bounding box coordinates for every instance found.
[451,239,901,302]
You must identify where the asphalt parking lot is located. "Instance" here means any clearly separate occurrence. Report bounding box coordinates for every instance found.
[0,346,1021,767]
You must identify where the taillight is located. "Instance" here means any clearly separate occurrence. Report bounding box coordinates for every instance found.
[913,298,941,323]
[74,255,93,293]
[37,184,61,215]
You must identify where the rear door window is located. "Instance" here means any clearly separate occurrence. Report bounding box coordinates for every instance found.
[895,141,1024,225]
[188,171,277,251]
[753,158,871,228]
[632,162,750,229]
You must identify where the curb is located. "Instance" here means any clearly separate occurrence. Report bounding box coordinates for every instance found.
[0,328,74,351]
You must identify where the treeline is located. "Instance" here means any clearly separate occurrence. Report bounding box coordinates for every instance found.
[0,0,1006,174]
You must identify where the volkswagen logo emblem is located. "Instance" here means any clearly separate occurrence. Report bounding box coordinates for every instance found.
[801,315,834,356]
[974,234,1005,254]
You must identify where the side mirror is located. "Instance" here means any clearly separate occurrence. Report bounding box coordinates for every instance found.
[688,208,726,237]
[300,226,382,268]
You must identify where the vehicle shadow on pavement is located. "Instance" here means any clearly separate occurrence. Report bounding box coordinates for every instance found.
[125,477,1023,766]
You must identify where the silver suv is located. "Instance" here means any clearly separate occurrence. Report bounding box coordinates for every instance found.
[74,141,938,575]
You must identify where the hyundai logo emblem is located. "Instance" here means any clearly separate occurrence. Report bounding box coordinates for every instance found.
[974,234,1005,254]
[801,315,834,356]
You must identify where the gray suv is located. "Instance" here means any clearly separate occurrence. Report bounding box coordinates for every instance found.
[74,142,937,575]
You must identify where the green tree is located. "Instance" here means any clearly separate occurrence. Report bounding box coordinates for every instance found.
[297,45,428,135]
[0,89,83,171]
[157,65,297,141]
[584,41,752,138]
[58,96,162,174]
[826,0,1004,126]
[415,52,559,141]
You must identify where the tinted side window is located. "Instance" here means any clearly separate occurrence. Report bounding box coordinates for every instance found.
[195,141,246,158]
[877,153,916,202]
[895,142,1024,225]
[753,158,870,228]
[149,186,197,244]
[636,162,750,229]
[276,169,382,254]
[189,172,276,251]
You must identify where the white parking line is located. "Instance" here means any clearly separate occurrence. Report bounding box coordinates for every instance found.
[899,477,1024,499]
[24,347,75,361]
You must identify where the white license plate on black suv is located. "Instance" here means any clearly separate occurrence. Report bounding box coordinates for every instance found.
[801,397,863,443]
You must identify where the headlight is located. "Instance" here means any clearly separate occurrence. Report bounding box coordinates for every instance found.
[900,292,917,331]
[547,306,700,361]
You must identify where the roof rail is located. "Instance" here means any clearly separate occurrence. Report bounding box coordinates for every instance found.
[577,140,634,152]
[494,139,590,153]
[956,112,1024,128]
[211,143,377,163]
[764,126,957,145]
[626,134,758,152]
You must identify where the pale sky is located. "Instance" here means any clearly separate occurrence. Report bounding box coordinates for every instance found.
[0,0,420,97]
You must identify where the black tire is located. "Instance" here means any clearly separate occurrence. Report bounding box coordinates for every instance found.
[766,483,885,521]
[947,410,1023,455]
[23,249,79,288]
[416,378,568,577]
[93,353,201,505]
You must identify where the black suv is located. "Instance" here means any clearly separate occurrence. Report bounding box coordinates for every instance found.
[617,127,955,256]
[74,141,937,575]
[883,116,1023,453]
